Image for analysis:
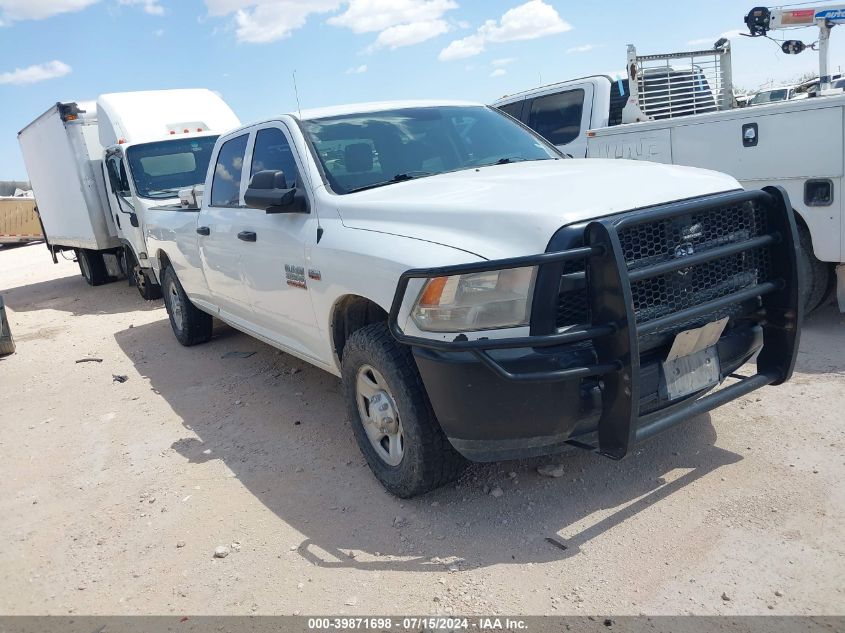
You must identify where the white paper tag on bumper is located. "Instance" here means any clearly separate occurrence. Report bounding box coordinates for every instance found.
[665,317,729,362]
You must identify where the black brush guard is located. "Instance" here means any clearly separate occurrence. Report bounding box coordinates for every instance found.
[388,187,801,460]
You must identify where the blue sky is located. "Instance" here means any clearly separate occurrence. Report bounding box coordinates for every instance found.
[2,0,844,179]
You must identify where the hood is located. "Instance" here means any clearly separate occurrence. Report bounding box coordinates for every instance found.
[335,159,741,260]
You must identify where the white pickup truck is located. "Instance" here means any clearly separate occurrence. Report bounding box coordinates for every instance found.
[494,43,845,314]
[148,101,801,497]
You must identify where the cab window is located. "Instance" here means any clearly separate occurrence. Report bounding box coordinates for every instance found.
[498,100,524,120]
[210,134,248,207]
[527,89,585,146]
[107,155,130,196]
[250,127,300,187]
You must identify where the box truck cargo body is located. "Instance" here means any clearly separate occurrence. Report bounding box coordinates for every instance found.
[18,102,116,252]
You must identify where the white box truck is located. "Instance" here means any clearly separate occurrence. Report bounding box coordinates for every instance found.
[18,89,240,298]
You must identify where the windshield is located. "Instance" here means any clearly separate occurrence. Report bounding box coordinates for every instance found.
[302,106,559,194]
[750,89,788,105]
[126,136,218,199]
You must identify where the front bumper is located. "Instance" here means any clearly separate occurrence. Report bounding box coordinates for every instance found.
[388,188,801,462]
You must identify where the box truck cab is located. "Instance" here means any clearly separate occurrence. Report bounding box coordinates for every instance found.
[18,89,240,299]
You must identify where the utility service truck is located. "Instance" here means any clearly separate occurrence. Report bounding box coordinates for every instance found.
[495,4,845,315]
[147,101,800,497]
[18,89,239,299]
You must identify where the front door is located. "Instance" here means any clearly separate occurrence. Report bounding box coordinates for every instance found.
[240,124,322,360]
[103,153,146,261]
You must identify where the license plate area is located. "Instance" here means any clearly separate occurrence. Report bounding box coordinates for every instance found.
[661,346,721,401]
[659,318,727,401]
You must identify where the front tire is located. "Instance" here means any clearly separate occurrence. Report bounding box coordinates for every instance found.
[341,322,467,497]
[126,249,163,300]
[161,266,212,346]
[76,249,107,286]
[797,224,831,315]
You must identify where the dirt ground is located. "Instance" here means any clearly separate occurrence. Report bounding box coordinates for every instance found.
[0,242,843,616]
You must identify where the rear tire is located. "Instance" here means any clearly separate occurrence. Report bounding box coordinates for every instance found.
[126,248,163,300]
[161,266,212,346]
[76,249,108,286]
[341,322,467,497]
[797,224,831,315]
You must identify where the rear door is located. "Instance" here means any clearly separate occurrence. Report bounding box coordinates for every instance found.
[239,123,322,360]
[196,132,253,323]
[524,83,594,157]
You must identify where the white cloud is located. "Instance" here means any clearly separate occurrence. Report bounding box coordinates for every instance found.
[0,0,165,22]
[439,0,571,61]
[119,0,164,15]
[439,33,485,60]
[204,0,341,44]
[491,57,515,67]
[345,64,368,74]
[153,27,164,36]
[490,68,506,77]
[0,60,72,85]
[567,43,595,54]
[328,0,455,33]
[0,0,98,22]
[328,0,456,52]
[367,18,450,50]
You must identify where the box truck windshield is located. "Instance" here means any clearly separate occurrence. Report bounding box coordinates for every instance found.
[125,136,218,199]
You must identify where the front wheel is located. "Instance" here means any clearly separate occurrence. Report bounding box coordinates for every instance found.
[161,266,213,346]
[797,224,832,315]
[126,249,162,300]
[341,322,467,497]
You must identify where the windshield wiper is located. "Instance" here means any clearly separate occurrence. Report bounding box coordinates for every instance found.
[145,187,184,199]
[347,171,434,193]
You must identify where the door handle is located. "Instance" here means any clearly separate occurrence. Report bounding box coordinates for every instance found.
[196,226,210,236]
[238,231,257,242]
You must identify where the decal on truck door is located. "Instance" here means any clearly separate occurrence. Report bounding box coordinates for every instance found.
[285,264,307,289]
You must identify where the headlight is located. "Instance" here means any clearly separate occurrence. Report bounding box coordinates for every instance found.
[411,266,537,332]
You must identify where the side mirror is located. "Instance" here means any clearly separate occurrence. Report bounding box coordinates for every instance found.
[244,170,297,213]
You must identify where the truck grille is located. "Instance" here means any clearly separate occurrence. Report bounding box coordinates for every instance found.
[555,198,773,338]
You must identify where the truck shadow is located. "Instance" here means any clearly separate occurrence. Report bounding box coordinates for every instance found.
[115,318,744,572]
[1,271,160,317]
[792,301,845,375]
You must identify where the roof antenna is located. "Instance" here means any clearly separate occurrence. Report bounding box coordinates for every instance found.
[293,70,303,119]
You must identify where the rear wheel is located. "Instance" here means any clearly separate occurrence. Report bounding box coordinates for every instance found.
[797,224,831,315]
[126,248,162,300]
[76,249,108,286]
[341,322,467,497]
[162,266,213,346]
